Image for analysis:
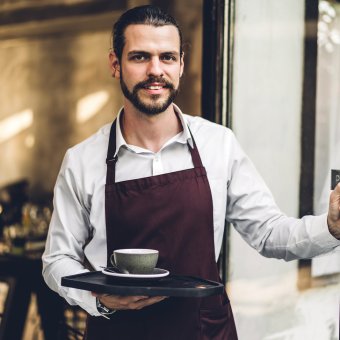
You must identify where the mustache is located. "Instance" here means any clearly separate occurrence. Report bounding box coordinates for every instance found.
[134,77,175,90]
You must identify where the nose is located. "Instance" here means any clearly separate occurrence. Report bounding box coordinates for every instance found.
[146,57,164,77]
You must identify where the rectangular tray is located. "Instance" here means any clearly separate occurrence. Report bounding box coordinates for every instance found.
[61,271,224,298]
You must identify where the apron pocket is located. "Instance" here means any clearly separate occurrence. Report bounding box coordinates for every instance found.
[199,298,235,340]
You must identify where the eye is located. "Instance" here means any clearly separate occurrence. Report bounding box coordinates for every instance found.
[161,54,177,62]
[130,54,148,62]
[132,55,144,61]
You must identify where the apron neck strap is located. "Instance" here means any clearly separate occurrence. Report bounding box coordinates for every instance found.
[106,120,118,185]
[106,120,204,185]
[187,126,204,168]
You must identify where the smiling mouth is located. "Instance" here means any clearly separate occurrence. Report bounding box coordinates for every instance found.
[143,83,167,90]
[146,85,163,90]
[134,78,174,94]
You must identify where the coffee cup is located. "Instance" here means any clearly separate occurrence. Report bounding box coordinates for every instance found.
[110,249,159,274]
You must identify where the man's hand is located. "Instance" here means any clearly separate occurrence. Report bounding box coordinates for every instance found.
[92,292,167,311]
[327,183,340,239]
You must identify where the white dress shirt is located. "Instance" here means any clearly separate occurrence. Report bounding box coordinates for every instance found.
[42,104,340,316]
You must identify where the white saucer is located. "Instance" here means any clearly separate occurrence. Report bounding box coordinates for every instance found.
[101,267,169,279]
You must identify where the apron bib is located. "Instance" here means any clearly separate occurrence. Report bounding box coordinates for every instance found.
[85,120,238,340]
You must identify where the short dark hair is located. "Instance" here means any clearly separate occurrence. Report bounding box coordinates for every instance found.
[112,5,183,62]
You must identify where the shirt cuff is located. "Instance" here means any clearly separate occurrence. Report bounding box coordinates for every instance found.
[310,213,340,249]
[67,287,102,316]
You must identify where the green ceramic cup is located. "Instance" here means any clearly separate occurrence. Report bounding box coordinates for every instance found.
[110,249,159,274]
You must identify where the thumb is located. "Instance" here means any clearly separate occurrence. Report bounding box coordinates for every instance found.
[329,183,340,212]
[327,183,340,239]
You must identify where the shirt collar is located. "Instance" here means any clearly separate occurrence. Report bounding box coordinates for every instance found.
[114,104,193,157]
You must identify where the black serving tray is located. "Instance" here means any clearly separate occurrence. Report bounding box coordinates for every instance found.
[61,271,224,298]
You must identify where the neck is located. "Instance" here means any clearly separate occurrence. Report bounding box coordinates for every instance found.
[120,101,182,153]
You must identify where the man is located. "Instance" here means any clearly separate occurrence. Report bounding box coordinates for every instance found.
[42,5,340,340]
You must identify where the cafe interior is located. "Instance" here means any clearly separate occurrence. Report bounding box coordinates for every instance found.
[0,0,340,339]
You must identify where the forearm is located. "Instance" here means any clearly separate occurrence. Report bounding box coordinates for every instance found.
[252,213,340,261]
[42,254,100,316]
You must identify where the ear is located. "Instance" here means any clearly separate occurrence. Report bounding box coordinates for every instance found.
[179,52,185,78]
[109,51,121,79]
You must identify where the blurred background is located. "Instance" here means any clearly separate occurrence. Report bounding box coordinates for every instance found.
[0,0,339,339]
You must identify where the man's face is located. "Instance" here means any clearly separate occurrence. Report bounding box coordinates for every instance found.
[115,24,184,116]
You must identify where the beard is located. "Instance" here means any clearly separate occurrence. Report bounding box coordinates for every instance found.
[120,75,179,116]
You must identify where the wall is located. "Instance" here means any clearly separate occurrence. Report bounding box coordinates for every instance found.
[229,0,340,339]
[0,11,124,198]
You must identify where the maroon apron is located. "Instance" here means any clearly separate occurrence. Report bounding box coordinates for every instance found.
[85,119,238,340]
